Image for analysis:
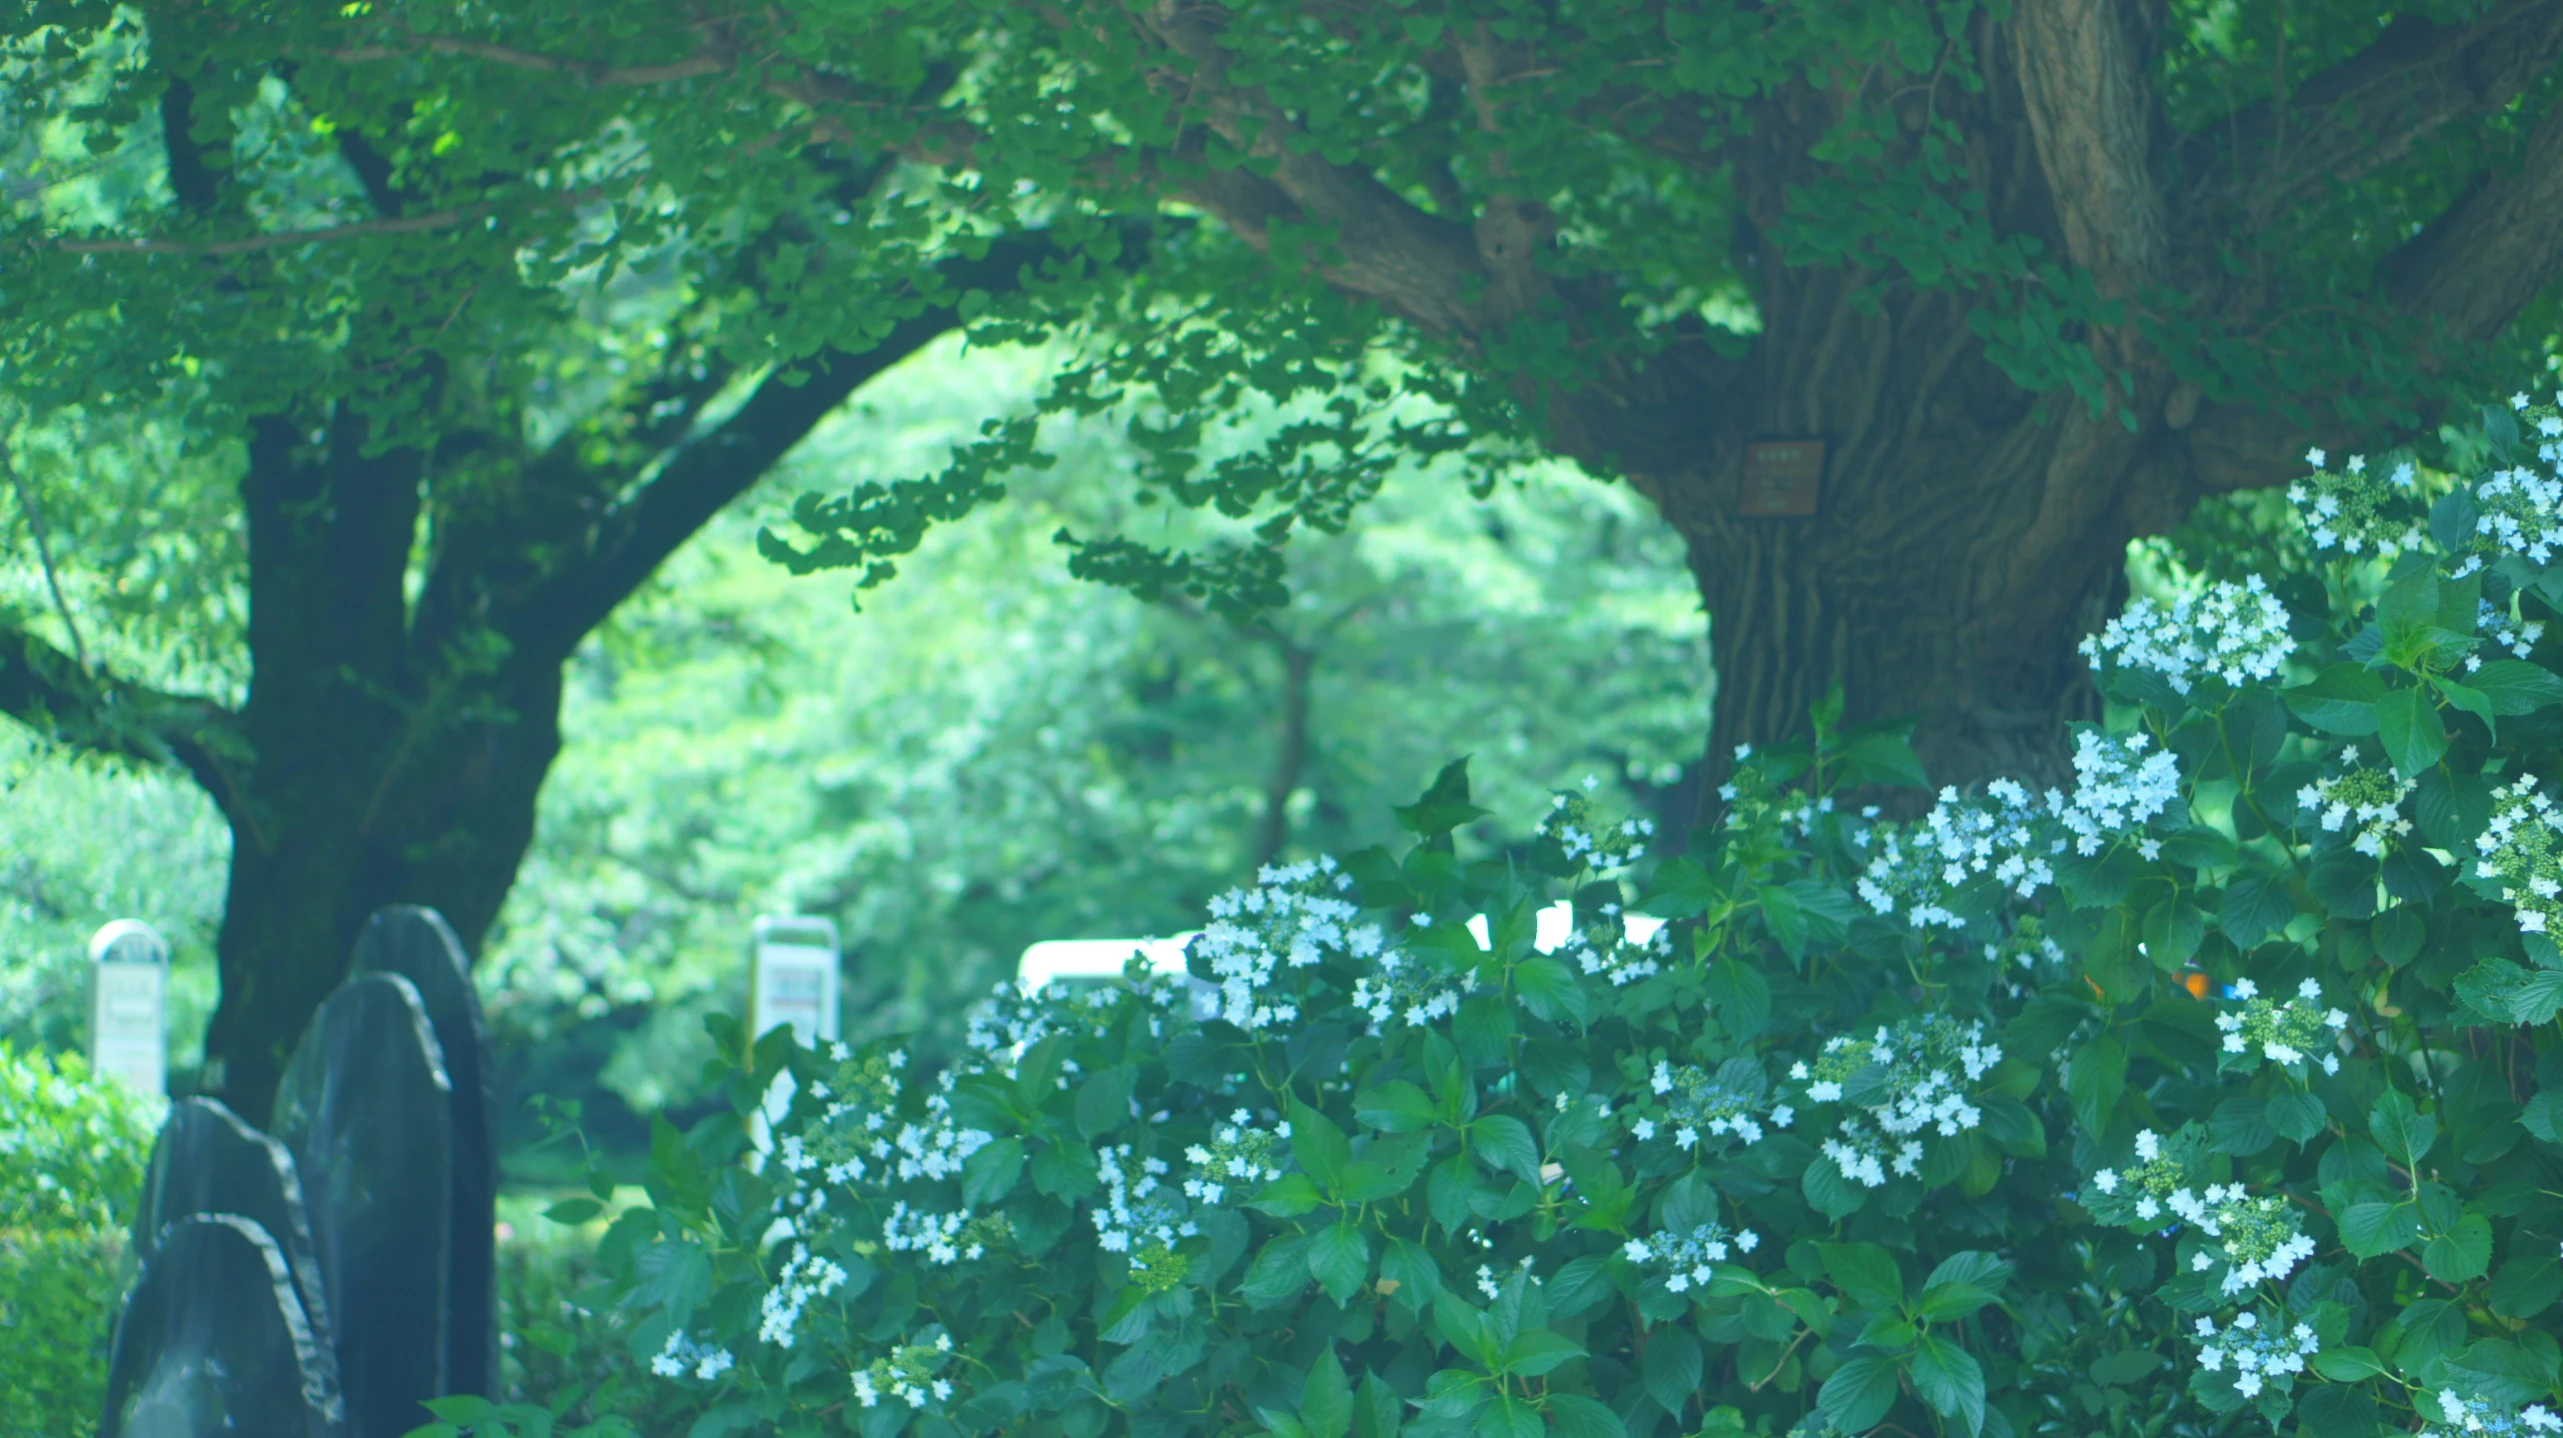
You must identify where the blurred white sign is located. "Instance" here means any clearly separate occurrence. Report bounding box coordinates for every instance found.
[89,919,169,1097]
[1467,901,1665,953]
[749,917,841,1158]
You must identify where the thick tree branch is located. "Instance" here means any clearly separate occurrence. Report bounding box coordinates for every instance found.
[2010,0,2168,298]
[1127,3,1495,338]
[2172,1,2563,227]
[499,231,1072,659]
[2380,93,2563,347]
[0,621,246,815]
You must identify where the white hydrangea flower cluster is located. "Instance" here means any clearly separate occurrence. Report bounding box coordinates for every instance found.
[2295,749,2416,858]
[1540,785,1654,870]
[1985,915,2066,972]
[2476,599,2548,668]
[2058,730,2181,856]
[890,1077,995,1183]
[800,1047,910,1184]
[650,1329,736,1381]
[1182,1110,1290,1206]
[1195,857,1379,1032]
[882,1201,1004,1266]
[1856,781,2061,927]
[1794,1018,2001,1188]
[2076,576,2296,694]
[1641,1061,1792,1151]
[2421,1388,2563,1437]
[1554,916,1669,987]
[2217,978,2350,1073]
[759,1244,849,1348]
[1091,1144,1195,1256]
[2477,776,2563,936]
[1348,947,1470,1031]
[2193,1310,2317,1399]
[850,1330,957,1411]
[2288,449,2421,554]
[1622,1220,1761,1294]
[2185,1192,2318,1295]
[2088,1127,2211,1229]
[2453,396,2563,573]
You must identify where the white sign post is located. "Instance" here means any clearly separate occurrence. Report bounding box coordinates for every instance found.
[748,917,842,1158]
[88,919,170,1098]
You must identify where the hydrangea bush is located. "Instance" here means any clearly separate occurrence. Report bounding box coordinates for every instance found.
[560,399,2563,1438]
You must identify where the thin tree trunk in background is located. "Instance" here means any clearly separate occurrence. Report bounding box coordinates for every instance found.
[1254,637,1316,869]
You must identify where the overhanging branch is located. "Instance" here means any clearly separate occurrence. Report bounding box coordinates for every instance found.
[499,230,1075,659]
[0,622,246,817]
[2009,0,2168,299]
[2380,93,2563,347]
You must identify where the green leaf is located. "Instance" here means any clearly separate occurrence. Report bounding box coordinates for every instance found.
[2377,685,2449,777]
[2491,1256,2563,1319]
[1911,1335,1986,1437]
[1301,1347,1353,1438]
[1817,1241,1905,1312]
[2219,871,2299,950]
[2312,1347,2387,1382]
[2265,1089,2327,1144]
[1251,1173,1328,1218]
[1512,956,1588,1027]
[2423,1213,2494,1282]
[1307,1223,1370,1306]
[2068,1034,2128,1138]
[1913,1281,1998,1321]
[1703,958,1772,1038]
[1817,1353,1902,1433]
[543,1198,603,1225]
[2338,1200,2421,1258]
[2471,659,2563,714]
[1642,1326,1703,1415]
[1354,1081,1438,1134]
[1291,1099,1355,1192]
[1074,1065,1137,1139]
[2431,673,2500,736]
[963,1136,1026,1207]
[2283,664,2387,735]
[1541,1395,1627,1438]
[1501,1328,1585,1378]
[2369,1090,2439,1164]
[1471,1115,1542,1185]
[1394,759,1487,840]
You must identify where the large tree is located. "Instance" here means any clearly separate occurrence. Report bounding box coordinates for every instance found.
[186,0,2563,793]
[0,10,1080,1119]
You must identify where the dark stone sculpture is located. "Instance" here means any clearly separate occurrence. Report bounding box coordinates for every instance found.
[271,971,454,1438]
[101,1212,345,1438]
[350,904,499,1399]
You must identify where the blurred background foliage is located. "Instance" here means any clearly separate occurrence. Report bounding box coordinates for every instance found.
[0,333,1709,1179]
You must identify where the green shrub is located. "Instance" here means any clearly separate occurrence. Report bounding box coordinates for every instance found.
[492,408,2563,1438]
[0,1046,155,1438]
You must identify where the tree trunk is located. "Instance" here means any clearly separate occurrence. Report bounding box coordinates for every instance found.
[202,663,562,1124]
[1563,277,2202,809]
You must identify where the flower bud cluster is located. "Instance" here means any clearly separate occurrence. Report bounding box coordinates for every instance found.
[1182,1110,1289,1207]
[1555,916,1668,987]
[2087,1127,2202,1226]
[851,1330,956,1411]
[2288,450,2420,555]
[1856,780,2060,927]
[2059,730,2181,857]
[882,1201,1005,1266]
[2478,776,2563,936]
[1348,948,1469,1031]
[2421,1388,2563,1437]
[2476,599,2548,667]
[1539,785,1653,871]
[1639,1060,1792,1151]
[1622,1220,1761,1294]
[2216,978,2349,1073]
[1984,915,2066,972]
[650,1330,736,1382]
[2075,575,2295,694]
[2452,395,2563,573]
[1196,858,1375,1032]
[2192,1310,2316,1399]
[2295,750,2416,858]
[759,1244,849,1348]
[2187,1192,2317,1294]
[1794,1017,2000,1187]
[1092,1144,1195,1257]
